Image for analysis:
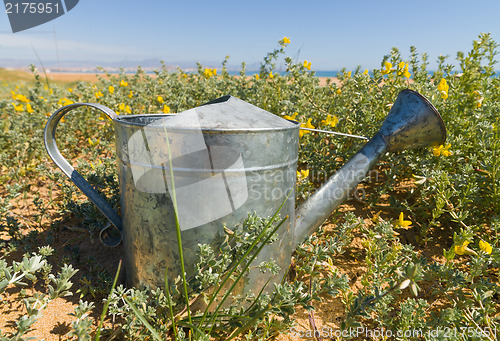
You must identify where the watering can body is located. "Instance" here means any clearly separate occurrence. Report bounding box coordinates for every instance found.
[44,90,446,292]
[45,96,299,290]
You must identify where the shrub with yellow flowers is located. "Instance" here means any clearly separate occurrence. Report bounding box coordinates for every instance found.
[0,33,499,340]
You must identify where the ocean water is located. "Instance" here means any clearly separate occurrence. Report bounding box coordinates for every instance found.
[69,69,499,78]
[226,70,341,77]
[227,70,500,78]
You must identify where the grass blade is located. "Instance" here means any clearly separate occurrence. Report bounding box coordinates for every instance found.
[123,296,163,341]
[198,194,290,330]
[162,125,192,327]
[164,268,179,339]
[94,260,121,341]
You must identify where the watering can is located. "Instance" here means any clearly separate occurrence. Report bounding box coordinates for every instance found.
[44,89,446,291]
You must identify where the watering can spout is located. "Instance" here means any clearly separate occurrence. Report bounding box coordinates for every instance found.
[294,89,446,246]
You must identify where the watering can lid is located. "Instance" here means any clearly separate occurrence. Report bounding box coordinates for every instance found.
[163,95,297,130]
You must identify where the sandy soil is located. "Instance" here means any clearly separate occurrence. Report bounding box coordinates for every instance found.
[46,72,109,83]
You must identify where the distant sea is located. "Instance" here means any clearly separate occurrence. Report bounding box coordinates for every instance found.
[57,69,343,77]
[52,69,500,78]
[226,70,500,77]
[226,70,340,77]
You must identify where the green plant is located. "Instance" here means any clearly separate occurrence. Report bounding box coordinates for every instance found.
[0,246,78,340]
[105,213,302,340]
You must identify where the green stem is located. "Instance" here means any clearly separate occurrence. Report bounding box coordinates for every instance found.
[94,260,121,341]
[124,296,163,341]
[164,268,178,340]
[162,126,192,327]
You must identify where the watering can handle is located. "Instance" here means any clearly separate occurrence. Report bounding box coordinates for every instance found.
[44,103,123,247]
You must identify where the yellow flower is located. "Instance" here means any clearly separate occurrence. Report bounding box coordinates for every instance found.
[393,212,412,227]
[118,103,131,114]
[381,61,394,75]
[108,85,115,94]
[363,69,369,75]
[432,144,451,157]
[68,88,73,92]
[321,115,338,128]
[88,137,100,146]
[26,103,34,113]
[299,118,315,138]
[58,98,74,106]
[404,67,411,79]
[347,71,352,78]
[305,118,315,129]
[297,169,309,179]
[95,91,104,99]
[255,74,260,80]
[303,60,311,70]
[269,71,274,79]
[437,78,449,99]
[128,91,133,98]
[336,89,342,95]
[479,240,492,254]
[203,68,216,78]
[371,211,383,223]
[120,79,128,87]
[299,125,308,138]
[283,36,291,44]
[284,112,298,121]
[398,62,411,78]
[12,93,30,103]
[12,103,24,112]
[157,96,164,104]
[162,105,170,113]
[455,241,476,256]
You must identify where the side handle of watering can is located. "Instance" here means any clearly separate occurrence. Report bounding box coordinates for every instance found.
[44,103,123,247]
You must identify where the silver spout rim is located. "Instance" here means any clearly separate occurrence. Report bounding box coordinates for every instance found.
[400,89,447,146]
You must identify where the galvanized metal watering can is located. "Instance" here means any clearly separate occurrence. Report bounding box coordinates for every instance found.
[44,89,446,291]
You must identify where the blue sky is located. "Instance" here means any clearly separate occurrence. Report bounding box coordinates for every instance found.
[1,0,500,70]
